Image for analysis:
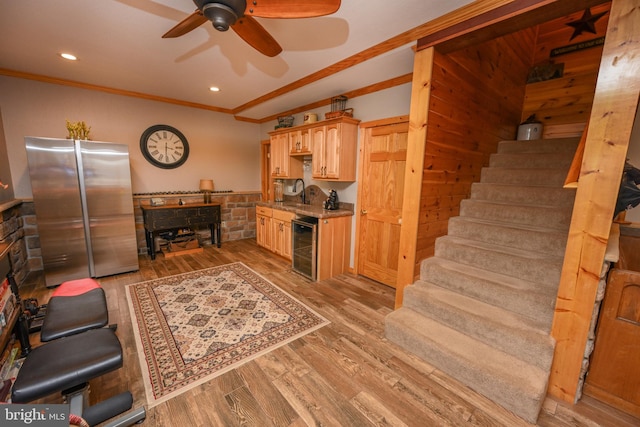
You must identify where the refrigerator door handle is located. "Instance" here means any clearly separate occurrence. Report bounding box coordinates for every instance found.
[74,140,96,277]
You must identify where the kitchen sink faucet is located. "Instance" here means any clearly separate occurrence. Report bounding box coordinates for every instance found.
[295,178,306,204]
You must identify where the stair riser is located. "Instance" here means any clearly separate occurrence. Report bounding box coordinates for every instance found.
[447,217,568,256]
[460,200,572,230]
[403,285,555,370]
[420,260,556,326]
[435,237,563,284]
[480,167,569,187]
[489,152,574,169]
[470,183,575,207]
[385,315,546,424]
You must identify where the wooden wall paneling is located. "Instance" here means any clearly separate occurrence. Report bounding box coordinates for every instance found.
[395,47,434,308]
[548,0,640,403]
[522,3,610,129]
[505,26,539,67]
[532,3,611,64]
[400,30,534,301]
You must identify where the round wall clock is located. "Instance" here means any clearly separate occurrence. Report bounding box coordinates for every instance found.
[140,124,189,169]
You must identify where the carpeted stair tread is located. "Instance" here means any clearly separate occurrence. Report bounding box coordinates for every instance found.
[496,138,580,154]
[480,167,569,187]
[447,216,569,256]
[385,308,548,424]
[489,152,574,169]
[434,235,563,284]
[470,182,576,207]
[403,283,555,370]
[385,136,580,423]
[420,257,557,325]
[459,199,572,230]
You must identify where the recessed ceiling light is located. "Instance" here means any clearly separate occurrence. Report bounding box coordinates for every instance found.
[60,53,77,61]
[209,86,220,92]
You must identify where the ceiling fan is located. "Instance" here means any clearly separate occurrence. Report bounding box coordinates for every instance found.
[163,0,341,57]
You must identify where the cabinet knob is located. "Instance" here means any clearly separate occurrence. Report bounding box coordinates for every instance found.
[360,209,368,215]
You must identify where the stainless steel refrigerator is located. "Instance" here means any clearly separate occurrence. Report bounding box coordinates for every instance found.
[25,137,139,287]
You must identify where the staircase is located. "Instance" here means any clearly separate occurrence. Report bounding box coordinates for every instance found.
[385,137,580,424]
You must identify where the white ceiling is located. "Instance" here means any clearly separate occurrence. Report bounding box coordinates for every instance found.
[0,0,474,121]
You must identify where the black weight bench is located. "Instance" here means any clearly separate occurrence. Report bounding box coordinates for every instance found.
[11,278,146,426]
[40,278,109,342]
[11,328,145,426]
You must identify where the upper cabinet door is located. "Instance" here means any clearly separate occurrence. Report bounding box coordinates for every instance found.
[311,126,326,178]
[289,129,312,155]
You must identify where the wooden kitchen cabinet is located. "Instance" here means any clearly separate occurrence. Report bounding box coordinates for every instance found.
[270,133,303,178]
[289,129,312,155]
[256,206,272,249]
[271,209,295,260]
[269,117,359,181]
[317,215,352,281]
[311,119,359,181]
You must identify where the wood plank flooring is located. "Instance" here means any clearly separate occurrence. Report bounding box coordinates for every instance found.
[18,239,639,426]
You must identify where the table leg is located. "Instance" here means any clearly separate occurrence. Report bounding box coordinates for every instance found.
[209,224,221,248]
[146,230,156,260]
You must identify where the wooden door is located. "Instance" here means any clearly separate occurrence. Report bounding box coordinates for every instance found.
[289,130,311,155]
[356,118,408,287]
[584,268,640,418]
[269,135,280,176]
[256,214,271,249]
[311,126,326,178]
[324,123,341,179]
[273,133,289,177]
[300,129,312,154]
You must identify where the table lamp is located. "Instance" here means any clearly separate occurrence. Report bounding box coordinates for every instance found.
[199,179,214,204]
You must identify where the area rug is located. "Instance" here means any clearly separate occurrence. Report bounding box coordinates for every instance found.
[126,262,329,407]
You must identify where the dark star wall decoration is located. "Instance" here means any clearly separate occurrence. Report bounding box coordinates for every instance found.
[566,8,608,41]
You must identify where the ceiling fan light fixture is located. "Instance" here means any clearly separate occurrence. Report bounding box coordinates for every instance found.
[202,3,241,32]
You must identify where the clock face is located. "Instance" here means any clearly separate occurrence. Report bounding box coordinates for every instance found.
[140,125,189,169]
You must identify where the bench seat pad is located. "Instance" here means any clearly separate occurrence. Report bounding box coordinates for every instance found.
[40,288,108,342]
[11,328,122,403]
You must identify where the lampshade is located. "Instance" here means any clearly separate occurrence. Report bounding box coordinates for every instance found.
[199,179,214,191]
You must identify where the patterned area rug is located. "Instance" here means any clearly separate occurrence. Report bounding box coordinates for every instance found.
[126,262,329,407]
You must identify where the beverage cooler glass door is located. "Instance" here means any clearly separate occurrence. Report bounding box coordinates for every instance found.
[291,217,317,281]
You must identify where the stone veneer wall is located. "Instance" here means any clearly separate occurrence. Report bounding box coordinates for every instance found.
[0,201,35,287]
[132,192,260,254]
[575,259,611,402]
[5,192,259,287]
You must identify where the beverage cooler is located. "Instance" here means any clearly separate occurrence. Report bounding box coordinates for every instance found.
[291,216,318,280]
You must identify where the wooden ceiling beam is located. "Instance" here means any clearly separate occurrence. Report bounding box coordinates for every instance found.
[418,0,610,54]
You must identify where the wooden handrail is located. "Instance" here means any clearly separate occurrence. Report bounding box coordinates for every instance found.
[563,118,589,188]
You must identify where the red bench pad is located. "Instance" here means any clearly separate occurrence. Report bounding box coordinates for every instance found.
[52,278,101,297]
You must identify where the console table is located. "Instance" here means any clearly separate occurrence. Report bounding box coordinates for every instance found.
[141,203,221,260]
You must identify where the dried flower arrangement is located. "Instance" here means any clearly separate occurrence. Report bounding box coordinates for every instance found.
[66,120,91,140]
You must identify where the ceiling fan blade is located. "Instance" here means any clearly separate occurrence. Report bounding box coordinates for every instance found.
[232,15,282,57]
[162,10,208,38]
[244,0,341,18]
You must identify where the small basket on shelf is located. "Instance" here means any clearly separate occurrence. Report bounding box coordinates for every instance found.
[275,115,294,129]
[325,96,354,119]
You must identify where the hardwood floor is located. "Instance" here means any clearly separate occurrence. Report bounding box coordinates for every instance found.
[18,239,639,426]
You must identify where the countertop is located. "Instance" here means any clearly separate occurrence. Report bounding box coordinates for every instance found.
[256,201,354,219]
